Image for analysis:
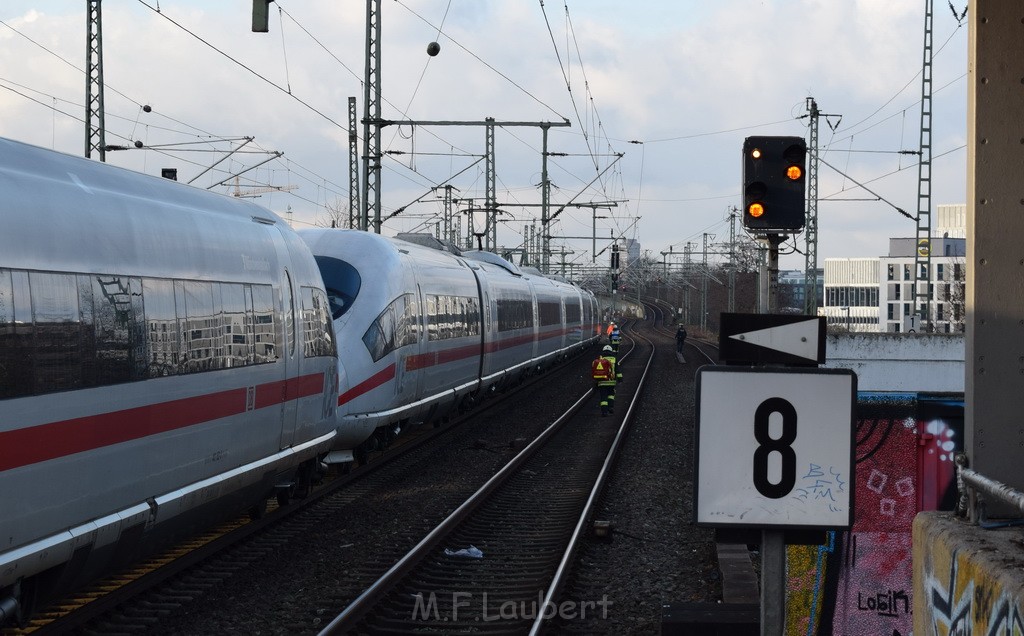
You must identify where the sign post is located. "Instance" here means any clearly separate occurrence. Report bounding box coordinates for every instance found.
[698,316,855,636]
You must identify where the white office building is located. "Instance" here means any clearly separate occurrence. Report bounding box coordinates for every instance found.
[822,204,966,333]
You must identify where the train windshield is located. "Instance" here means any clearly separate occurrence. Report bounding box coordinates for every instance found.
[313,256,360,319]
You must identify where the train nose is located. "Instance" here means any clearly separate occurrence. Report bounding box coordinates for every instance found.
[323,356,376,464]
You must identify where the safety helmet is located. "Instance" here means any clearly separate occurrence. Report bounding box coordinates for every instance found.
[602,345,613,352]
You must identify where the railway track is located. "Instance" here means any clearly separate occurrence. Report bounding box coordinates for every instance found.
[319,329,654,634]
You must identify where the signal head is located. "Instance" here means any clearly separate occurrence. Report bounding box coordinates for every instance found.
[741,135,807,233]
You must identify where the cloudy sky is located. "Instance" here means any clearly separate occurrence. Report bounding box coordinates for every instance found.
[1,1,968,271]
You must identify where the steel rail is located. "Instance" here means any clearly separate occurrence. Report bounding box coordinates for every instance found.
[528,329,656,635]
[318,390,594,634]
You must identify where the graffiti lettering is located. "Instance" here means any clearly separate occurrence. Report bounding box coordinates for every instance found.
[792,463,846,512]
[857,589,910,617]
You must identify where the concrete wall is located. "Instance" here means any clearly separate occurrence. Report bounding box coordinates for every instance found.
[824,333,964,392]
[914,512,1024,635]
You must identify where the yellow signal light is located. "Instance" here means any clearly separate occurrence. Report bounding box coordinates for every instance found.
[748,202,765,218]
[751,148,762,159]
[786,165,803,180]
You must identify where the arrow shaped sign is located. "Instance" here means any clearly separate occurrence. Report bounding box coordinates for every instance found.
[719,313,826,365]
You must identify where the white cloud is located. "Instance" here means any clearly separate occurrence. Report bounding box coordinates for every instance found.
[0,0,967,271]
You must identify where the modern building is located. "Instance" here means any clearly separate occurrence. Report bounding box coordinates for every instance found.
[821,204,966,333]
[623,238,641,266]
[778,268,823,313]
[879,236,965,333]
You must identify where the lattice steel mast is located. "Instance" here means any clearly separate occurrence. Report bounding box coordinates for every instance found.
[348,96,361,229]
[362,0,382,232]
[803,97,820,314]
[85,0,106,161]
[913,0,934,327]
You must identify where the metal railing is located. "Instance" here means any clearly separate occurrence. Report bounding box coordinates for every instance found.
[955,453,1024,525]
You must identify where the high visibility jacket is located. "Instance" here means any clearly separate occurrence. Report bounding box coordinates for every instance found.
[593,355,617,386]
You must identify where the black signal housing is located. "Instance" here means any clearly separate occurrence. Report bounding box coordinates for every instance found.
[741,136,807,232]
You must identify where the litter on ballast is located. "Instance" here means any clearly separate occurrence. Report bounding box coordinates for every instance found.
[444,545,484,558]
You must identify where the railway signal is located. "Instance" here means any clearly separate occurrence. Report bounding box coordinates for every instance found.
[741,136,807,233]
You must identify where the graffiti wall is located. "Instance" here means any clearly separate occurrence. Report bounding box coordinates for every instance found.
[785,393,964,636]
[914,511,1024,635]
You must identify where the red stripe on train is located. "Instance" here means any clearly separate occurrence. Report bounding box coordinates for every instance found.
[0,372,326,472]
[339,326,593,407]
[337,364,396,407]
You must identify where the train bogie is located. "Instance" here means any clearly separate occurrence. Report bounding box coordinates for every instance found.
[0,138,337,624]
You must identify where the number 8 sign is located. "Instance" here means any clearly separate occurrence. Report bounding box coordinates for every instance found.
[694,366,856,529]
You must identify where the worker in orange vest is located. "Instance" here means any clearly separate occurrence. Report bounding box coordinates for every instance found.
[592,345,619,416]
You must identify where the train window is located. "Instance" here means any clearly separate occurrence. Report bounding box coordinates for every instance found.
[538,301,561,326]
[565,301,581,324]
[183,281,217,373]
[90,275,142,385]
[0,269,19,399]
[76,274,98,388]
[0,271,33,398]
[221,282,250,367]
[28,272,82,393]
[363,294,419,361]
[426,295,439,341]
[456,296,480,339]
[0,269,11,326]
[251,284,277,363]
[301,286,337,358]
[467,297,481,337]
[496,297,533,332]
[394,294,418,348]
[425,294,477,341]
[314,256,361,320]
[362,306,394,363]
[0,269,285,400]
[143,279,180,377]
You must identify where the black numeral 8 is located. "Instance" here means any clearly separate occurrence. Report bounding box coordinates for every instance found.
[753,397,797,498]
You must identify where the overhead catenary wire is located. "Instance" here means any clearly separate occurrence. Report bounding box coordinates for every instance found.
[136,0,347,131]
[392,0,566,121]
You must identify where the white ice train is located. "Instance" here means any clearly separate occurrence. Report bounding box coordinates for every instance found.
[0,138,338,624]
[297,229,602,463]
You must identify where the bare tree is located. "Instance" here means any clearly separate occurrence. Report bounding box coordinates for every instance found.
[315,197,354,229]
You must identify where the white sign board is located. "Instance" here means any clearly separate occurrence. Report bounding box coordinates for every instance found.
[695,366,856,529]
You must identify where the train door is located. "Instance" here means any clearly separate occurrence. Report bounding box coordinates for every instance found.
[265,222,299,449]
[393,294,411,403]
[530,286,540,360]
[407,284,425,400]
[478,285,490,381]
[278,268,299,448]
